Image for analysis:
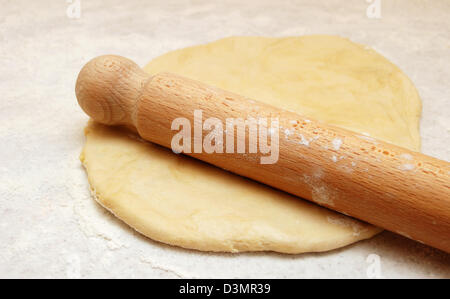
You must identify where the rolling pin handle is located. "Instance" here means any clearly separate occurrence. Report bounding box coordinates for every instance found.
[75,55,150,127]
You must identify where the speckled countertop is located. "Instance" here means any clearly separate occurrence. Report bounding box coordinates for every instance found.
[0,0,449,278]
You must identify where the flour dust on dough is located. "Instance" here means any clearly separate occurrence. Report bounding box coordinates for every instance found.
[80,36,421,253]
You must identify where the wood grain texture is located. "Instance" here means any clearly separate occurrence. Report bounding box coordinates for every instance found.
[76,55,450,253]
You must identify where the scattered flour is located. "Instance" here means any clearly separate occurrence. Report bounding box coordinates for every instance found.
[312,186,334,207]
[298,134,310,146]
[358,134,376,143]
[284,128,292,139]
[332,138,342,150]
[326,216,368,237]
[398,164,415,171]
[399,153,413,160]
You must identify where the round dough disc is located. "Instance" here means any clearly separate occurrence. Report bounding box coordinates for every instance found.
[80,36,421,253]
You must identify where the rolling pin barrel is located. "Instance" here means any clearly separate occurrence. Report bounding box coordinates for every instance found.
[76,55,450,253]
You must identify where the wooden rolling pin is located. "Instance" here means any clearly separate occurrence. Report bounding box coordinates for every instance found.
[76,55,450,253]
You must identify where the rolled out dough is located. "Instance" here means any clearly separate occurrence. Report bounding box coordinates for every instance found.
[80,36,421,253]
